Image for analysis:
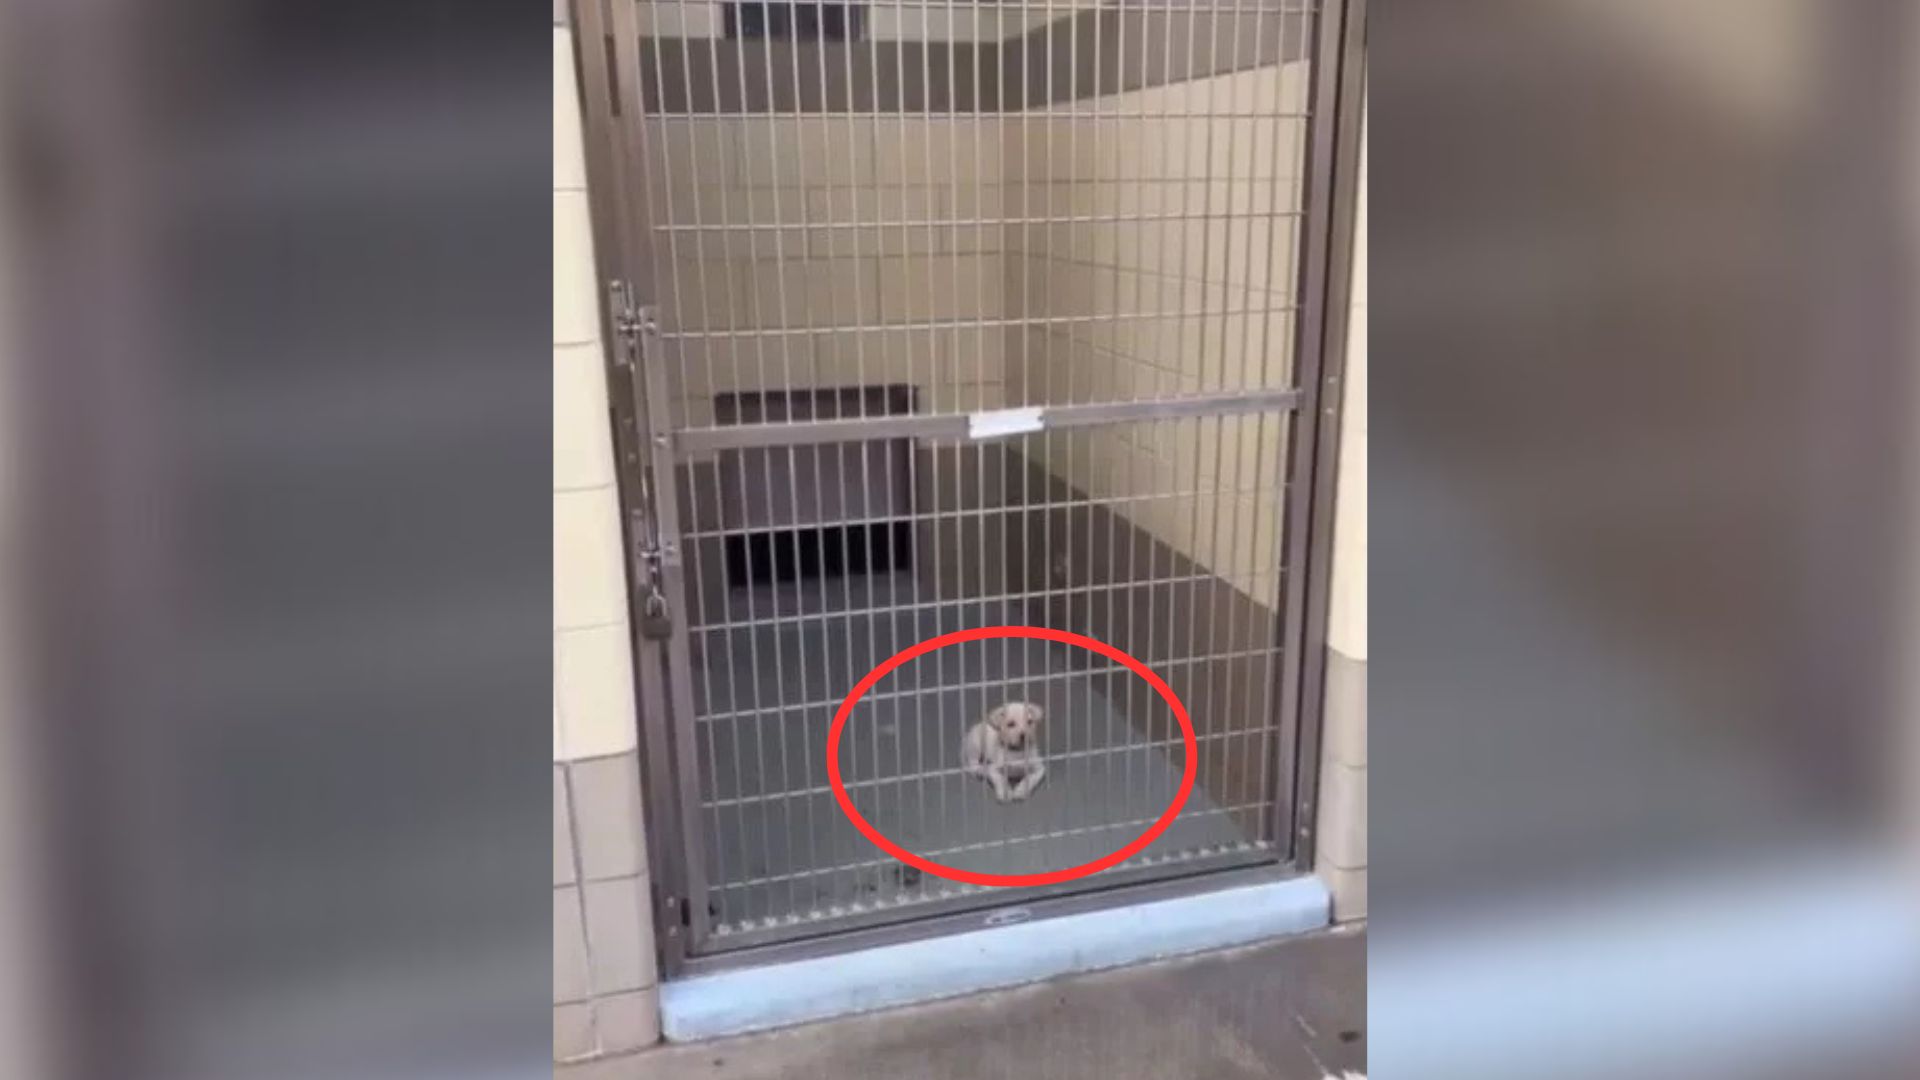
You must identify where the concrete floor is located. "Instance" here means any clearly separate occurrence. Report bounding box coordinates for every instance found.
[560,925,1366,1080]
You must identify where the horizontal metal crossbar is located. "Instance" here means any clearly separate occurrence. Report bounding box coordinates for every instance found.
[655,209,1306,231]
[687,568,1287,636]
[674,387,1299,451]
[702,725,1283,810]
[657,305,1301,341]
[693,644,1284,721]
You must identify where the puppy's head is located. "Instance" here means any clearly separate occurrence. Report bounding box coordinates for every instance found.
[989,701,1044,751]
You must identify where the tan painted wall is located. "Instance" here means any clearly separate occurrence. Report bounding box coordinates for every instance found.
[640,111,1011,434]
[630,6,1055,442]
[1001,62,1309,602]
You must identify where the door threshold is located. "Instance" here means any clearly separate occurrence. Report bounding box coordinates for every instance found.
[658,874,1330,1042]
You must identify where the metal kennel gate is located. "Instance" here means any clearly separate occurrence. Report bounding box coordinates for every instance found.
[572,0,1364,973]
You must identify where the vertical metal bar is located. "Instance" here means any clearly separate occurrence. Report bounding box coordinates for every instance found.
[709,0,765,931]
[760,16,802,930]
[929,0,961,900]
[1081,1,1106,853]
[883,0,918,906]
[786,0,828,921]
[1201,0,1244,848]
[1244,2,1290,849]
[1274,0,1363,868]
[1032,0,1060,870]
[1006,0,1032,863]
[1251,2,1302,852]
[673,0,737,915]
[974,17,1007,870]
[697,0,761,934]
[778,5,817,927]
[835,8,871,916]
[1101,0,1131,826]
[1142,0,1179,841]
[1158,0,1200,842]
[639,0,736,933]
[908,0,941,905]
[1187,0,1232,843]
[757,7,805,931]
[1219,0,1274,846]
[856,0,887,911]
[966,6,1003,875]
[926,1,966,890]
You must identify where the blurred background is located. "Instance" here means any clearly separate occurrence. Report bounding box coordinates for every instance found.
[1369,3,1920,1078]
[0,1,1915,1078]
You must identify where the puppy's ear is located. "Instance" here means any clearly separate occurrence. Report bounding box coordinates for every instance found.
[1028,704,1045,724]
[985,703,1008,729]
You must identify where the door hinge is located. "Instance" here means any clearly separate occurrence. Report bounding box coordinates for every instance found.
[606,280,656,367]
[655,885,691,936]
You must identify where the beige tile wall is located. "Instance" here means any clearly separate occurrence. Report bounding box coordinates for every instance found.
[640,112,1011,435]
[1327,98,1366,665]
[553,33,634,707]
[555,23,661,1062]
[1002,62,1310,603]
[1317,94,1366,923]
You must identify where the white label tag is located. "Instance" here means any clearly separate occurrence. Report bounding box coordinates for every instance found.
[967,406,1045,441]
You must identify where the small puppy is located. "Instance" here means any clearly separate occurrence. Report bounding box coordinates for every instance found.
[963,701,1047,803]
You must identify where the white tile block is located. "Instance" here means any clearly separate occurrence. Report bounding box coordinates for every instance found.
[553,1002,595,1061]
[636,0,722,38]
[744,257,875,331]
[717,184,808,230]
[1323,647,1368,769]
[1327,532,1367,661]
[670,333,814,398]
[1351,123,1368,307]
[877,255,1002,323]
[736,117,872,188]
[595,987,662,1053]
[643,119,734,220]
[554,343,615,492]
[1277,60,1313,113]
[554,886,591,1003]
[554,487,627,630]
[556,623,640,760]
[1343,309,1368,430]
[554,29,587,192]
[804,186,942,257]
[1318,863,1367,922]
[1318,760,1367,869]
[1327,303,1367,661]
[555,190,602,346]
[655,258,741,331]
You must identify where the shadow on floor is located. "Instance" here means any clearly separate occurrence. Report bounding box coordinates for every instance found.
[561,925,1366,1080]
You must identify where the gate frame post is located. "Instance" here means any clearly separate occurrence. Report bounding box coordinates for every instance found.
[1276,0,1367,874]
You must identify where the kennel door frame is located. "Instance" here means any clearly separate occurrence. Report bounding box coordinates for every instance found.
[570,0,1367,975]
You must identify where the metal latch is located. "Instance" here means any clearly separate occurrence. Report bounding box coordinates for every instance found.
[638,585,672,641]
[634,533,674,640]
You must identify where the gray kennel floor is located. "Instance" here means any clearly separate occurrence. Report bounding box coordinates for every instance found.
[690,573,1251,931]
